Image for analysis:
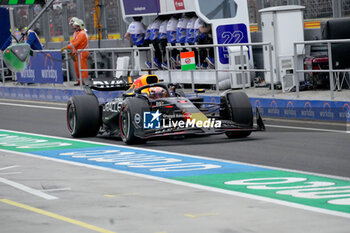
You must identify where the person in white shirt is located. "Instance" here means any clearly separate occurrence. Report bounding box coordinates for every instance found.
[167,14,181,68]
[144,24,152,47]
[176,14,190,44]
[149,16,163,69]
[158,16,170,69]
[167,15,179,44]
[124,17,146,47]
[186,14,197,44]
[194,18,214,68]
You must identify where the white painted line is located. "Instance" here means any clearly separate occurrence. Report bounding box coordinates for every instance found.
[0,177,58,200]
[0,172,22,175]
[1,149,350,219]
[266,124,350,134]
[0,102,65,111]
[39,188,71,192]
[0,165,20,171]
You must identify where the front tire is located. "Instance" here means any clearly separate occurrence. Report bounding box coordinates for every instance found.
[119,97,149,144]
[224,92,253,138]
[67,95,100,137]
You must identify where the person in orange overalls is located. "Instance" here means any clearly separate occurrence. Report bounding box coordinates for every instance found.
[61,18,89,86]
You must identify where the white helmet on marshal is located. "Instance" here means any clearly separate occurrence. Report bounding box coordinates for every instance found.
[73,19,85,30]
[69,17,79,26]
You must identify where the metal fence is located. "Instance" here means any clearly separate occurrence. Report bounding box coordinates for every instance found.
[76,46,155,87]
[164,43,274,95]
[293,39,350,100]
[248,0,350,23]
[0,49,71,86]
[2,41,350,101]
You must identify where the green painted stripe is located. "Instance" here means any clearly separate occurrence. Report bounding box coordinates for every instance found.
[173,170,350,214]
[1,129,349,215]
[181,64,196,71]
[8,0,18,4]
[0,131,104,152]
[25,0,35,4]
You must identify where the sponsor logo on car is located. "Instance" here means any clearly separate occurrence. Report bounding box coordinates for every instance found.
[143,111,222,129]
[144,110,162,129]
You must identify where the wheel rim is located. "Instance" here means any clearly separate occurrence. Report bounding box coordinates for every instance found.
[67,103,76,133]
[120,108,130,139]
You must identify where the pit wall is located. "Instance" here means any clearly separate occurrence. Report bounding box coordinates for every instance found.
[0,86,349,122]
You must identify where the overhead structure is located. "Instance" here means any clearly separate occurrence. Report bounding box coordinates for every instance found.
[0,0,54,72]
[120,0,252,87]
[0,0,46,6]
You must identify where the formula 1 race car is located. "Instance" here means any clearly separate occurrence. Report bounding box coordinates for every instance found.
[66,74,265,144]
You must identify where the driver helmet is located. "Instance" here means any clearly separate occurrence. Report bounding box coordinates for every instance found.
[149,87,167,99]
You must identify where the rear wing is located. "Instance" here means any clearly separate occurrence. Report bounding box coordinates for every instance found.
[86,77,132,91]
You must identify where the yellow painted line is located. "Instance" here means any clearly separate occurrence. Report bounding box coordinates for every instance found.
[0,199,116,233]
[104,194,116,198]
[184,212,219,218]
[104,193,140,198]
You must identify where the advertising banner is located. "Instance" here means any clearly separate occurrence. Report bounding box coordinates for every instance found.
[0,7,10,49]
[123,0,160,15]
[17,51,63,84]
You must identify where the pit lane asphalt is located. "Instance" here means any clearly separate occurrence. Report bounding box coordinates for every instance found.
[0,99,350,233]
[0,99,349,178]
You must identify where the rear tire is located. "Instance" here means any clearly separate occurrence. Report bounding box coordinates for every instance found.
[119,97,149,144]
[224,92,253,138]
[67,95,100,137]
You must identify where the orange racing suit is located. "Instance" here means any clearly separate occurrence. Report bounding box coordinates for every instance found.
[67,29,89,81]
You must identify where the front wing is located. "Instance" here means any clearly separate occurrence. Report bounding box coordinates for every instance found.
[140,108,265,139]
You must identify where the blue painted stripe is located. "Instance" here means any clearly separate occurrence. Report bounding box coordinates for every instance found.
[31,146,269,178]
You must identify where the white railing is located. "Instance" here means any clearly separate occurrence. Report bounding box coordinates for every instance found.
[164,42,274,95]
[293,39,350,100]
